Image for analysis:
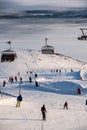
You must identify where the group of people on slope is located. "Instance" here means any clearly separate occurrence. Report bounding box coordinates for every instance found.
[16,94,47,120]
[16,94,87,121]
[16,94,68,121]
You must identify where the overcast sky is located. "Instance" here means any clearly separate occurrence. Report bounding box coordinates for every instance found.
[9,0,87,7]
[0,0,87,10]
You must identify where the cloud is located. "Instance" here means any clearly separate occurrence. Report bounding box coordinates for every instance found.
[0,0,86,11]
[12,0,87,8]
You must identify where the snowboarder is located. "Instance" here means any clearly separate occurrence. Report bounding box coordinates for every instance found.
[63,101,68,109]
[16,94,23,107]
[41,105,47,121]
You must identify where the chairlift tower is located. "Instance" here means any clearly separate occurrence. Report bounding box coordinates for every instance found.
[45,38,48,46]
[7,41,12,50]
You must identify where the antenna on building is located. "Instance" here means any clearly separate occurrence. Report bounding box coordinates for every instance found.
[6,41,12,50]
[45,38,48,46]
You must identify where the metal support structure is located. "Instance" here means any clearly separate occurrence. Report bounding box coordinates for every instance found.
[19,83,21,95]
[6,41,12,50]
[41,122,43,130]
[45,38,48,46]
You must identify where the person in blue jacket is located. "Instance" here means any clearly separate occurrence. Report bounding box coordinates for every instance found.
[16,94,22,107]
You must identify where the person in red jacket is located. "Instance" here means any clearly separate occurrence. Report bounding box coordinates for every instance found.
[41,105,47,121]
[77,88,81,94]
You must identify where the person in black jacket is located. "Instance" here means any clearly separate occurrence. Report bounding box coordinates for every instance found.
[41,105,47,121]
[16,94,22,107]
[29,76,32,83]
[63,101,68,109]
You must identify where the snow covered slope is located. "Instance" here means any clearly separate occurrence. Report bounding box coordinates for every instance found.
[0,49,87,76]
[0,50,87,130]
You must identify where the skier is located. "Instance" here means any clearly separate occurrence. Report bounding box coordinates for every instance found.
[63,101,68,109]
[20,77,22,84]
[41,105,47,121]
[35,73,37,78]
[56,69,58,73]
[77,88,81,94]
[15,76,17,82]
[9,77,14,83]
[59,69,61,73]
[85,99,87,105]
[18,72,20,76]
[80,76,82,80]
[11,77,14,83]
[3,80,6,87]
[29,76,32,83]
[85,99,87,111]
[35,81,39,87]
[71,69,73,72]
[16,94,23,107]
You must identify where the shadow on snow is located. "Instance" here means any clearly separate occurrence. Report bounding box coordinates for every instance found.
[21,81,84,96]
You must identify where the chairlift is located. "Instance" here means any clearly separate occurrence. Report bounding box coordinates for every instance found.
[1,41,17,62]
[41,38,55,54]
[78,28,87,40]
